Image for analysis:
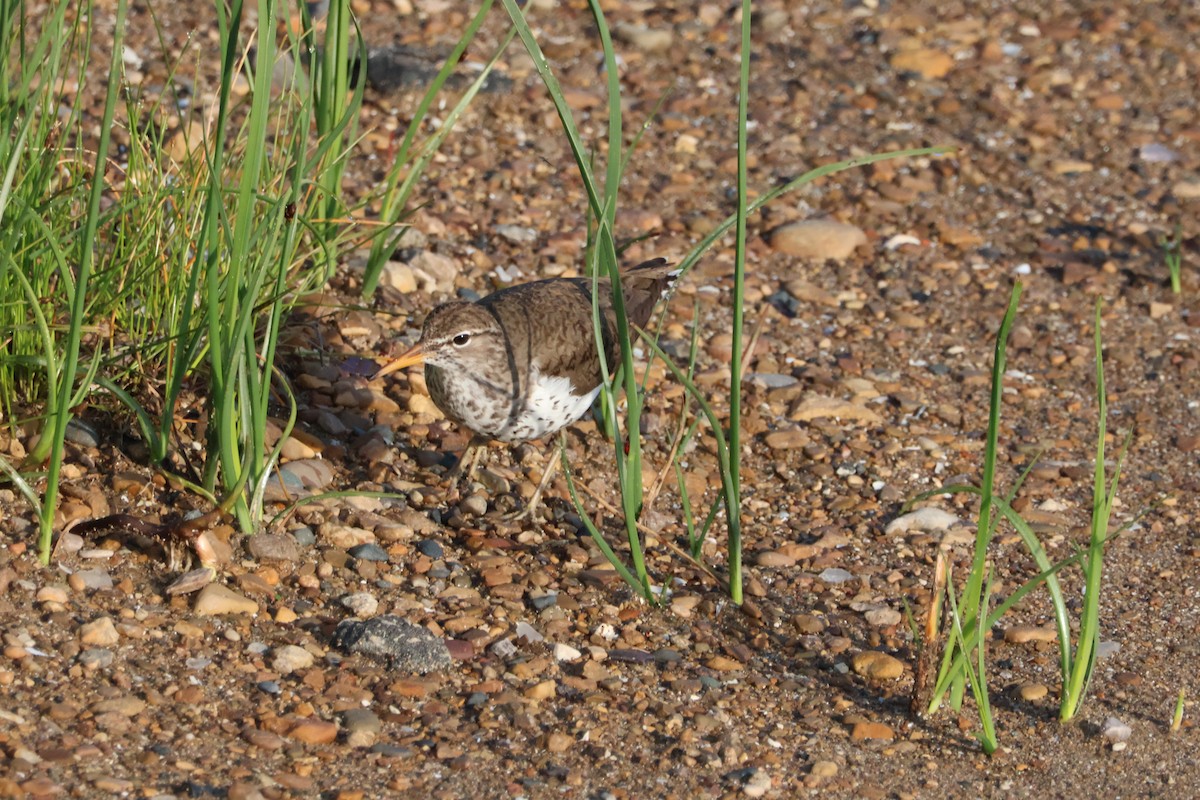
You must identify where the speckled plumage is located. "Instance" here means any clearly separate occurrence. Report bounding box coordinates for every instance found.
[415,258,676,443]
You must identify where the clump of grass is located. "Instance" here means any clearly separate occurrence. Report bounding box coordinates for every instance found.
[910,287,1135,750]
[1,0,496,561]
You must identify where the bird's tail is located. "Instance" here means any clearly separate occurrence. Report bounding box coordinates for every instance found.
[620,257,679,327]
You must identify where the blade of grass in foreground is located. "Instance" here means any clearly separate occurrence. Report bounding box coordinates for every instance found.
[37,0,129,563]
[1059,299,1130,721]
[927,282,1022,712]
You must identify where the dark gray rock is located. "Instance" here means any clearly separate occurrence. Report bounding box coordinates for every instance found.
[348,542,389,563]
[332,615,452,674]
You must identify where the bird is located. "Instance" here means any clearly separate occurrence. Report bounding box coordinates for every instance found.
[373,258,679,519]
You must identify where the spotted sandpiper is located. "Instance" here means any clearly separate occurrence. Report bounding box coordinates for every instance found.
[374,258,678,518]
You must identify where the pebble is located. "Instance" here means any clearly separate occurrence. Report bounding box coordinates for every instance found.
[37,585,70,605]
[545,732,573,752]
[342,708,381,748]
[705,655,743,672]
[764,429,808,450]
[79,617,119,647]
[349,542,390,562]
[494,224,538,244]
[525,679,557,700]
[850,721,895,741]
[416,539,444,558]
[271,644,315,674]
[864,607,902,627]
[243,727,286,751]
[529,592,557,611]
[819,568,854,583]
[288,718,338,744]
[885,507,960,535]
[71,569,113,591]
[890,47,955,79]
[755,550,796,568]
[332,616,452,673]
[769,219,867,260]
[552,643,582,662]
[343,592,379,617]
[247,533,301,562]
[1004,625,1056,644]
[166,567,215,595]
[1017,682,1048,701]
[613,22,673,53]
[194,584,259,616]
[740,768,772,798]
[809,760,838,780]
[515,621,543,643]
[459,493,488,516]
[851,651,905,680]
[379,261,418,293]
[78,649,114,670]
[1102,717,1132,746]
[321,524,376,549]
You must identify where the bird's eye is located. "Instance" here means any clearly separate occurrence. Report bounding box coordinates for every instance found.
[452,333,471,347]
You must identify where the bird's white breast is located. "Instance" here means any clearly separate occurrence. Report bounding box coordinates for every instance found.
[503,367,600,442]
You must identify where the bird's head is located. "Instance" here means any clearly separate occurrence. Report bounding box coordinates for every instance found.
[373,302,506,378]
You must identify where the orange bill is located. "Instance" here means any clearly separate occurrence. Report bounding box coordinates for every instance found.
[373,342,426,379]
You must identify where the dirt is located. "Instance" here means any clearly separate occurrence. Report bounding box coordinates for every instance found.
[2,0,1199,798]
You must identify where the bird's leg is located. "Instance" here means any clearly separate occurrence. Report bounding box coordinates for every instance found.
[446,435,488,483]
[504,436,564,522]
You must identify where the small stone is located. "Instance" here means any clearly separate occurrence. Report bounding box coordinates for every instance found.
[459,493,488,516]
[37,585,70,605]
[79,617,119,647]
[705,655,743,672]
[545,732,573,752]
[165,567,215,595]
[1172,180,1200,200]
[613,22,673,52]
[885,507,960,535]
[247,533,301,562]
[1101,717,1132,745]
[1004,625,1056,644]
[850,721,895,741]
[342,708,381,748]
[72,569,113,591]
[78,649,114,670]
[890,47,954,79]
[415,539,444,558]
[243,727,286,751]
[271,644,315,674]
[851,651,905,680]
[755,550,796,568]
[332,616,452,673]
[379,261,418,293]
[764,429,808,450]
[552,643,582,662]
[194,584,259,616]
[287,718,338,744]
[810,760,838,779]
[818,568,854,583]
[769,219,867,260]
[525,679,557,700]
[342,592,379,617]
[740,768,771,798]
[1149,301,1173,320]
[1017,682,1048,701]
[92,696,146,717]
[864,607,902,627]
[349,543,390,562]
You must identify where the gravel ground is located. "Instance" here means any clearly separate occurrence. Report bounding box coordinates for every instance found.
[2,0,1199,798]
